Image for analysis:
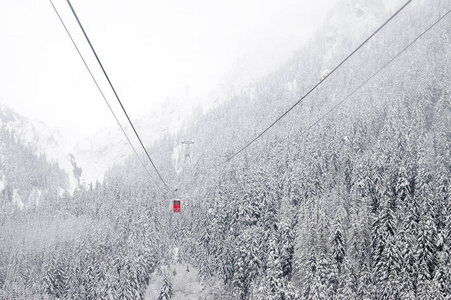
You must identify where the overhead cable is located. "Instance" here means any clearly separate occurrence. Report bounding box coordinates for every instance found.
[48,0,158,186]
[220,0,413,165]
[287,8,451,146]
[65,0,168,188]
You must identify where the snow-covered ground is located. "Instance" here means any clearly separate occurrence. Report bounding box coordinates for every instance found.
[145,263,225,300]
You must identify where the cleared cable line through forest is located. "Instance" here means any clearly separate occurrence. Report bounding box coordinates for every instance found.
[48,0,160,187]
[64,0,168,188]
[220,0,413,165]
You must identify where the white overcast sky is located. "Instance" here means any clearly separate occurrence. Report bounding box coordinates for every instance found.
[0,0,337,140]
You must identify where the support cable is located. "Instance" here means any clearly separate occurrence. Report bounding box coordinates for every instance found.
[220,0,413,165]
[66,0,168,188]
[48,0,158,186]
[287,8,451,147]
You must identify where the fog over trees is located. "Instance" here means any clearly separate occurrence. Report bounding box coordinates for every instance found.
[1,0,450,299]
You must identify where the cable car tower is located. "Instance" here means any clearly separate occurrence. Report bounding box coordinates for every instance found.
[181,140,194,208]
[182,140,194,164]
[172,140,194,213]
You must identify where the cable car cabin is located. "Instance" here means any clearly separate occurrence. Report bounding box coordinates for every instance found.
[173,199,181,213]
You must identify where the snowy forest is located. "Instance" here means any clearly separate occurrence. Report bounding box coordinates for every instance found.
[1,0,450,299]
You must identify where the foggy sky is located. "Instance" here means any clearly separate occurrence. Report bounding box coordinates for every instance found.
[0,0,336,141]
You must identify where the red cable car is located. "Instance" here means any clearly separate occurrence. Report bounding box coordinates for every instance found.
[173,199,181,212]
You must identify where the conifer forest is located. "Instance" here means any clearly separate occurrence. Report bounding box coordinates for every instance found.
[0,0,450,299]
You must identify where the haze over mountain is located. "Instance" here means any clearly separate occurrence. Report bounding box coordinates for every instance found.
[0,0,408,185]
[1,0,450,299]
[0,0,406,185]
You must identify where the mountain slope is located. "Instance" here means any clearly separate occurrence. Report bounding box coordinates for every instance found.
[72,94,198,184]
[1,0,450,299]
[158,1,451,299]
[0,105,69,209]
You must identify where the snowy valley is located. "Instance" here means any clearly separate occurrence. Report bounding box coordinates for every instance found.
[1,0,451,299]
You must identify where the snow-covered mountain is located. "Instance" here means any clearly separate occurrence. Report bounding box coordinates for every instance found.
[0,0,409,191]
[0,104,70,208]
[0,91,199,193]
[58,0,409,185]
[0,104,64,160]
[73,94,197,184]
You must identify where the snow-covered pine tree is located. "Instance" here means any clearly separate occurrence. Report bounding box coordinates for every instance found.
[372,195,402,299]
[158,275,173,300]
